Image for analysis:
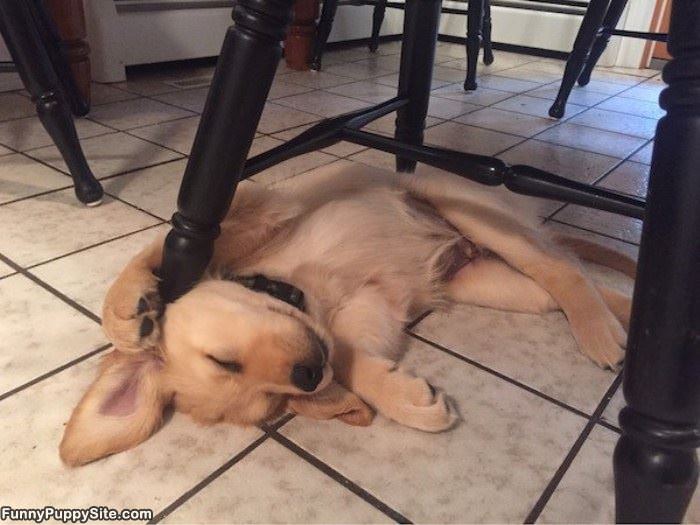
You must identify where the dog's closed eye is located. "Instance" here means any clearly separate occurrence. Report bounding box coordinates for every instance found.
[207,355,243,374]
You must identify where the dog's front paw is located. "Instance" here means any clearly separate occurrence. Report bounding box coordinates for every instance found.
[102,270,163,352]
[570,309,626,370]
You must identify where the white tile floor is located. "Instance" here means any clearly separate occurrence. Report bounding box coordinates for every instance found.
[1,41,698,524]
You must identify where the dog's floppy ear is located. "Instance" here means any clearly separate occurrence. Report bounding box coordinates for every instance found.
[60,349,171,467]
[287,382,374,426]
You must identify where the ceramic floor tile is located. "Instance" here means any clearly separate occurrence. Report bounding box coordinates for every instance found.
[373,40,404,56]
[427,96,480,119]
[0,116,111,151]
[569,108,657,139]
[113,76,181,96]
[494,95,586,119]
[0,73,24,92]
[248,136,337,186]
[539,426,699,524]
[129,115,200,155]
[31,225,168,315]
[619,83,663,103]
[600,383,624,429]
[324,61,393,80]
[598,66,659,79]
[0,144,12,156]
[432,82,514,106]
[27,132,183,179]
[455,107,557,137]
[362,113,443,136]
[412,267,625,415]
[586,69,645,87]
[477,75,542,93]
[91,83,139,105]
[536,124,647,159]
[574,80,628,96]
[324,48,376,63]
[0,189,159,267]
[0,92,36,121]
[373,73,451,91]
[431,65,469,84]
[507,59,566,76]
[0,260,14,278]
[526,85,611,107]
[353,54,403,72]
[281,338,587,523]
[0,274,105,394]
[553,204,643,244]
[271,124,367,157]
[348,149,397,172]
[153,87,210,113]
[598,161,649,198]
[280,70,356,89]
[275,91,370,118]
[542,221,639,262]
[424,121,522,156]
[88,98,194,131]
[629,141,654,164]
[268,79,314,100]
[0,153,72,204]
[493,67,563,85]
[163,440,389,524]
[0,353,263,509]
[596,96,666,120]
[257,103,320,134]
[325,80,397,104]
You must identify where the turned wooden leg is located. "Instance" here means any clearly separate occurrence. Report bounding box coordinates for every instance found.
[0,0,102,206]
[285,0,318,70]
[394,0,440,172]
[159,0,294,302]
[310,0,338,70]
[464,0,484,91]
[481,0,494,66]
[578,0,628,87]
[613,2,700,522]
[369,0,387,53]
[549,0,610,118]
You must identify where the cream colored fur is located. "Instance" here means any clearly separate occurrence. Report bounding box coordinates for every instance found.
[60,163,634,466]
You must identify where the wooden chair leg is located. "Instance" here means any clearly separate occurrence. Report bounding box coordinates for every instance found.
[369,0,387,53]
[158,0,294,303]
[613,2,700,522]
[481,0,494,65]
[578,0,628,87]
[310,0,339,70]
[394,0,441,173]
[464,0,484,91]
[0,0,102,206]
[549,0,610,118]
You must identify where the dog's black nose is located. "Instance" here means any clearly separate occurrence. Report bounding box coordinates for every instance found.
[291,363,323,392]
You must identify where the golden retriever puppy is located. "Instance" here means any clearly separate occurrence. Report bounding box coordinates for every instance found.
[60,163,635,466]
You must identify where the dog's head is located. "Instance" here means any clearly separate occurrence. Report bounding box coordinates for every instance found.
[60,279,334,466]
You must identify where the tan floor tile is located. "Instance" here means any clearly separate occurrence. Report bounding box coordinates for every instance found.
[129,115,200,154]
[455,107,557,137]
[88,98,194,131]
[257,103,320,134]
[427,96,480,119]
[271,124,367,157]
[374,73,451,90]
[596,96,665,120]
[477,75,542,93]
[0,260,15,278]
[526,85,611,107]
[0,73,24,92]
[91,83,139,105]
[0,92,36,121]
[275,91,370,118]
[153,87,209,113]
[248,136,337,186]
[599,161,649,197]
[0,116,111,151]
[554,204,643,244]
[432,82,513,106]
[494,95,586,119]
[536,124,647,158]
[424,121,522,156]
[324,61,394,80]
[569,108,657,139]
[0,153,71,204]
[326,80,397,104]
[280,70,356,89]
[629,141,654,164]
[619,83,663,103]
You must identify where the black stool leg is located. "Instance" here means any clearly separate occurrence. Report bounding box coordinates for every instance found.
[369,0,387,53]
[482,0,494,66]
[549,0,610,118]
[613,2,700,522]
[310,0,339,70]
[0,0,102,206]
[578,0,628,87]
[158,0,293,302]
[464,0,484,91]
[394,0,441,172]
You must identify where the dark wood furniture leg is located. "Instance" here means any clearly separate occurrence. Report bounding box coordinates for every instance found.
[481,0,494,65]
[369,0,388,52]
[464,0,484,90]
[549,0,610,118]
[394,0,441,172]
[614,1,700,522]
[577,0,627,87]
[158,0,294,302]
[0,0,102,206]
[310,0,339,70]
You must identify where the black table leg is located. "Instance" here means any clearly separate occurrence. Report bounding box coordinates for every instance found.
[0,0,102,206]
[613,2,700,522]
[482,0,494,66]
[464,0,484,90]
[394,0,441,172]
[549,0,610,118]
[578,0,628,87]
[310,0,339,70]
[369,0,387,52]
[158,0,293,302]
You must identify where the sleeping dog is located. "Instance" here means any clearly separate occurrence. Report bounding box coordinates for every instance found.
[60,163,635,466]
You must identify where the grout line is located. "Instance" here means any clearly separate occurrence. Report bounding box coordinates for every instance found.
[408,332,592,421]
[148,433,271,524]
[0,252,101,324]
[405,310,432,331]
[269,431,412,524]
[523,373,623,523]
[0,343,111,403]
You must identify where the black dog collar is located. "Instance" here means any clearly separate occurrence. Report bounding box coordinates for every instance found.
[222,272,306,312]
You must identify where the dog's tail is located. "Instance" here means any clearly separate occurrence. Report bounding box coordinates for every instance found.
[554,234,637,279]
